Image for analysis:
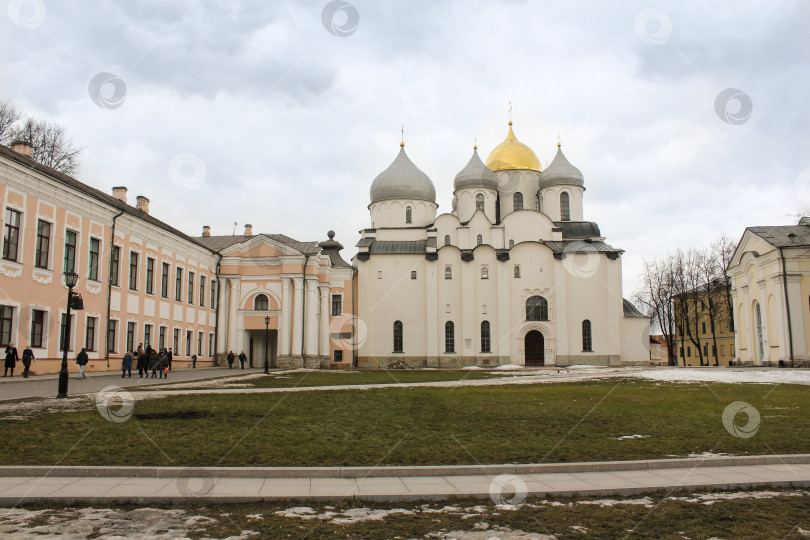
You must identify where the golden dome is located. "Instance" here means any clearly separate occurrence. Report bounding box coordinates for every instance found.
[485,121,542,171]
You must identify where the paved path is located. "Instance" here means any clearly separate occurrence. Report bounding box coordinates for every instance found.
[2,458,809,504]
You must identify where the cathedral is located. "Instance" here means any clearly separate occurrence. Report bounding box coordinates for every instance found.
[354,121,649,367]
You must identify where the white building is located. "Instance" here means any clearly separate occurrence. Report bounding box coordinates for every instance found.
[354,122,649,368]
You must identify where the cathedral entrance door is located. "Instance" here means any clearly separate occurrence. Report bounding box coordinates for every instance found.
[525,330,544,366]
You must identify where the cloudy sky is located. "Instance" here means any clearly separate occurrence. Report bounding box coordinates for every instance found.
[1,0,808,295]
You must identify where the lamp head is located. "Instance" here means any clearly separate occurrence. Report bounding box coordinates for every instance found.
[64,271,79,288]
[264,316,270,325]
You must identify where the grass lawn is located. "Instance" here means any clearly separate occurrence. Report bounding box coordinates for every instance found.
[2,379,808,466]
[238,369,508,388]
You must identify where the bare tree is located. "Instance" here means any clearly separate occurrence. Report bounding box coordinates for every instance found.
[711,235,737,332]
[0,100,21,145]
[634,255,678,365]
[8,117,83,175]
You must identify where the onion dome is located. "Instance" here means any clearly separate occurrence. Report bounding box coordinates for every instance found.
[485,122,542,171]
[370,143,436,204]
[538,144,584,188]
[453,147,498,191]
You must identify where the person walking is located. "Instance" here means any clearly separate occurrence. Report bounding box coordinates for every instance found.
[191,353,197,368]
[4,343,18,377]
[157,351,168,379]
[238,351,247,369]
[135,344,146,377]
[75,348,89,379]
[167,348,173,371]
[122,351,133,378]
[21,345,34,378]
[227,351,235,369]
[148,351,160,378]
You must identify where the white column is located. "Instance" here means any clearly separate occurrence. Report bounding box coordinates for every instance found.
[280,278,292,355]
[292,277,304,356]
[304,278,319,356]
[319,284,330,357]
[216,279,227,354]
[785,275,806,357]
[227,278,240,354]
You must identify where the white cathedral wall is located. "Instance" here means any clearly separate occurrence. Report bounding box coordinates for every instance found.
[540,186,584,222]
[370,200,437,228]
[454,188,498,223]
[495,170,542,219]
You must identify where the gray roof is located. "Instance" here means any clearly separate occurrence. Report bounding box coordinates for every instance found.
[453,148,498,191]
[370,146,436,204]
[748,225,810,248]
[539,146,584,188]
[197,234,320,255]
[368,240,427,254]
[623,299,648,318]
[542,240,621,254]
[554,221,601,239]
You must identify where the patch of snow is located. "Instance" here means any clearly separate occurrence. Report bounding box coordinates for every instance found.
[635,368,810,386]
[462,366,484,370]
[492,364,526,370]
[427,526,556,539]
[688,452,734,458]
[569,525,589,533]
[667,490,809,505]
[612,434,651,440]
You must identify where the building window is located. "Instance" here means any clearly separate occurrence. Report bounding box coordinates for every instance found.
[175,268,183,301]
[514,265,521,278]
[109,245,120,286]
[679,346,684,357]
[144,324,152,348]
[560,192,570,221]
[444,235,451,246]
[513,192,523,211]
[393,321,403,353]
[34,220,51,269]
[85,317,97,351]
[159,326,166,350]
[254,294,269,311]
[126,322,135,353]
[702,321,706,334]
[331,295,342,316]
[535,192,541,211]
[161,263,170,298]
[198,331,203,355]
[411,271,417,280]
[3,208,21,262]
[63,230,77,273]
[185,330,192,356]
[481,267,488,279]
[59,313,72,352]
[128,252,138,291]
[208,333,214,356]
[526,296,549,321]
[444,321,455,353]
[210,280,217,309]
[687,347,691,357]
[475,194,484,210]
[755,302,764,362]
[712,345,717,357]
[481,321,491,353]
[582,319,592,352]
[188,272,195,304]
[334,350,343,362]
[146,257,155,295]
[31,310,45,348]
[509,239,514,248]
[88,238,100,281]
[0,305,12,347]
[405,206,412,224]
[476,234,483,246]
[200,276,206,307]
[703,344,708,357]
[173,328,180,353]
[445,266,452,279]
[107,320,117,353]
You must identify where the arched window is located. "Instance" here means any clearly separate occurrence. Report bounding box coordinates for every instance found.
[582,320,592,352]
[509,239,514,248]
[560,192,570,221]
[445,266,452,279]
[481,321,491,353]
[526,296,548,321]
[444,234,451,246]
[405,206,412,224]
[254,294,269,311]
[393,321,403,353]
[476,234,483,246]
[445,321,455,353]
[513,192,523,211]
[475,194,484,210]
[481,267,488,279]
[535,192,540,211]
[514,265,521,278]
[755,302,763,363]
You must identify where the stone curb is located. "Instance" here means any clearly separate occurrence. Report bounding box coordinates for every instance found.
[1,454,807,479]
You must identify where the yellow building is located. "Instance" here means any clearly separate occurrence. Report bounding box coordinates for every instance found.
[673,284,736,366]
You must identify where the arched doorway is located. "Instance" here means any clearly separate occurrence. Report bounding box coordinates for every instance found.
[525,330,544,366]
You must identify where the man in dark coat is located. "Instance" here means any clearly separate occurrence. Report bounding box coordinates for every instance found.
[238,351,247,369]
[4,342,18,377]
[75,347,89,379]
[227,351,235,369]
[21,345,35,378]
[167,348,173,371]
[121,351,133,378]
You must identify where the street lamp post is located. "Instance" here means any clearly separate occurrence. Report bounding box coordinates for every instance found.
[264,316,270,373]
[57,271,79,398]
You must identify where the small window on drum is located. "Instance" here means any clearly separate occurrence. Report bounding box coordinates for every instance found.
[475,193,484,210]
[513,192,523,211]
[444,235,451,246]
[405,206,412,224]
[477,234,482,246]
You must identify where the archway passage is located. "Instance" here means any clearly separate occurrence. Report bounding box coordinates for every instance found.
[525,330,545,366]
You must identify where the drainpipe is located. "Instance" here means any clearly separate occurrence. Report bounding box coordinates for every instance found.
[104,210,125,368]
[779,247,795,367]
[213,251,222,366]
[301,255,310,362]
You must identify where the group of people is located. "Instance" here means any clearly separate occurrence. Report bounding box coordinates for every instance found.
[226,350,248,369]
[3,343,35,378]
[120,344,175,379]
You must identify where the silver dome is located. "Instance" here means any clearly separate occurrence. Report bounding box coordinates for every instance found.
[538,146,584,188]
[453,148,498,191]
[370,146,436,204]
